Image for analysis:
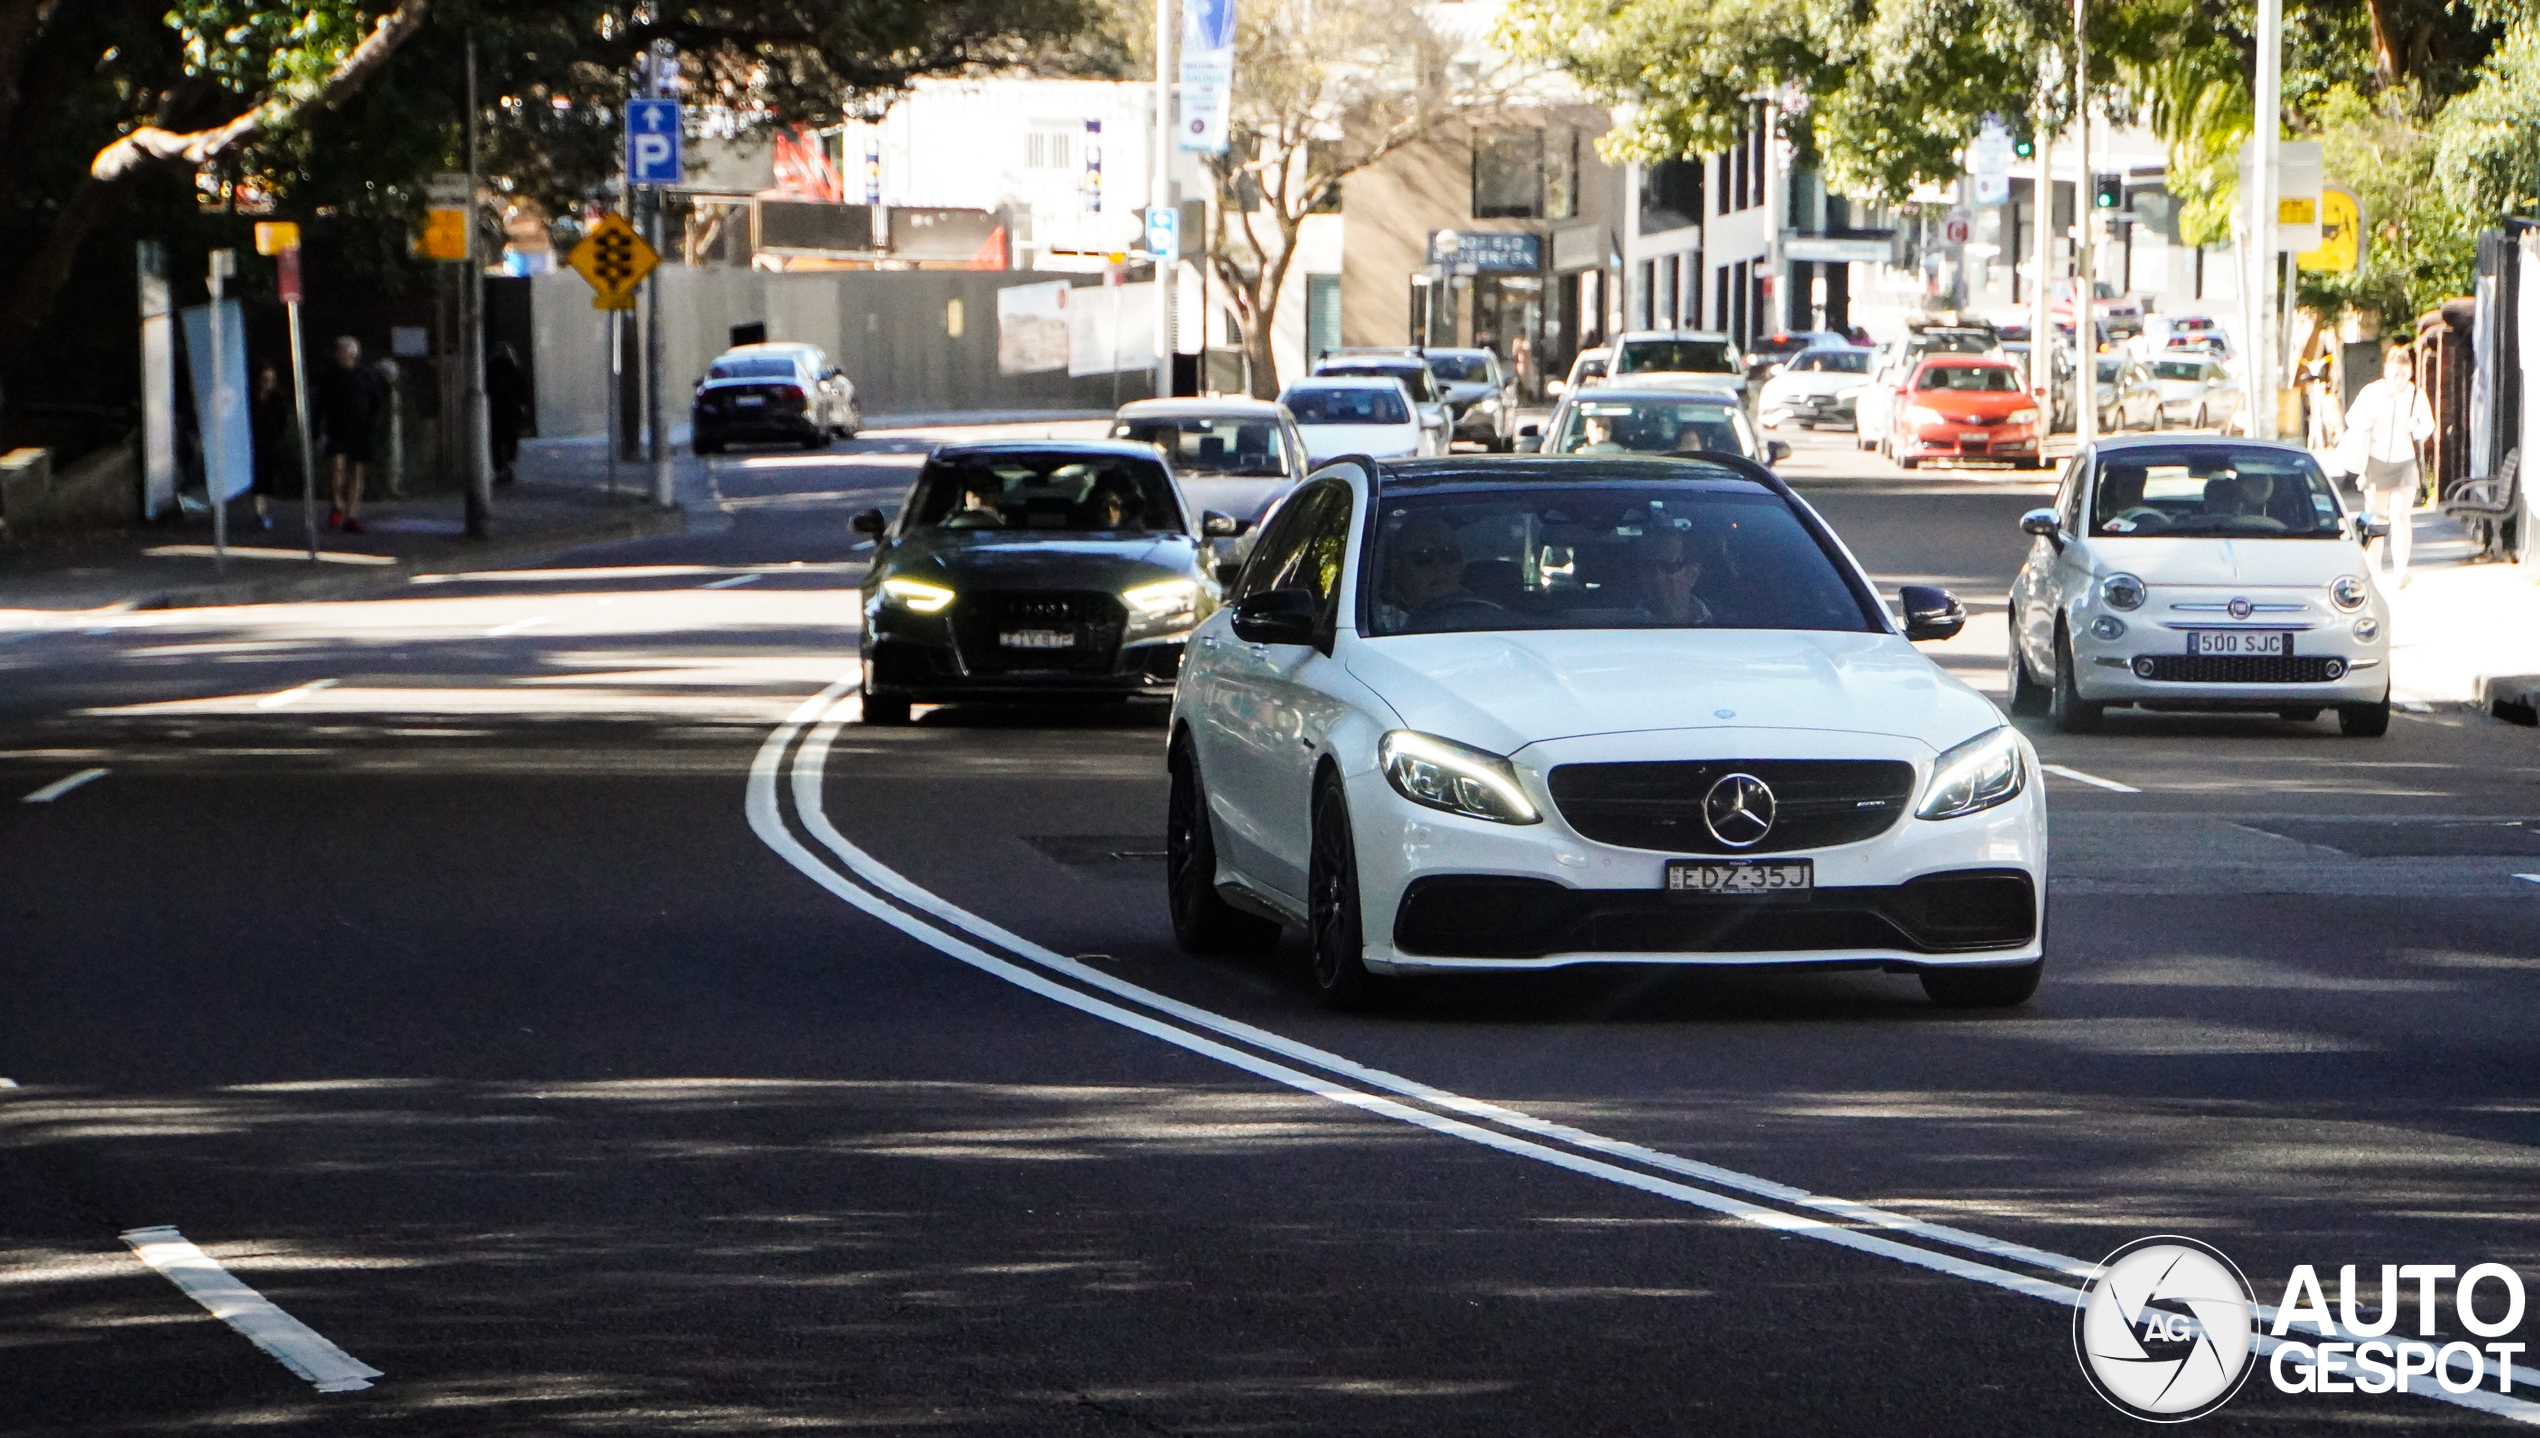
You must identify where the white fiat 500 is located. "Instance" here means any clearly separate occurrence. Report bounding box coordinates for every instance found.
[1167,455,2048,1010]
[2008,437,2393,736]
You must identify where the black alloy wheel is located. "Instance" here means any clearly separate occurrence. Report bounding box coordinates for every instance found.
[2049,623,2103,734]
[1168,739,1283,955]
[1921,959,2044,1008]
[2339,689,2393,737]
[1307,772,1387,1009]
[2005,606,2052,716]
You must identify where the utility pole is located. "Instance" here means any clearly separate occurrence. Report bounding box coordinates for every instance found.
[2250,0,2282,439]
[648,39,674,506]
[2032,49,2056,420]
[207,249,234,570]
[1152,0,1175,401]
[2072,0,2096,447]
[463,31,492,538]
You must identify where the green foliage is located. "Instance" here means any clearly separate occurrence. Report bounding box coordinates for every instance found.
[167,1,379,109]
[2434,22,2540,218]
[2301,84,2477,323]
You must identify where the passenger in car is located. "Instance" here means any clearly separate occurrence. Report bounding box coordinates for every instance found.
[1086,477,1146,531]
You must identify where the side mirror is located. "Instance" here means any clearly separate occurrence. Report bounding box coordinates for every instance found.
[1201,510,1240,537]
[2019,507,2061,546]
[1766,439,1792,465]
[851,508,889,538]
[1513,434,1543,454]
[2358,514,2391,541]
[1230,586,1319,646]
[1517,422,1541,438]
[1898,584,1967,642]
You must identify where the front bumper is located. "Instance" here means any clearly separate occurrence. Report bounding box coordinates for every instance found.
[2066,601,2390,706]
[1901,423,2039,461]
[1766,392,1859,426]
[1345,727,2048,975]
[863,591,1194,702]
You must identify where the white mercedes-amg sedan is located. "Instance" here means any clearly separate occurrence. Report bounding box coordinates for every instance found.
[1165,454,2047,1010]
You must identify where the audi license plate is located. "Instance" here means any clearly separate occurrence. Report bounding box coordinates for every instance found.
[1666,859,1814,895]
[733,396,766,407]
[1000,629,1075,650]
[2186,631,2290,656]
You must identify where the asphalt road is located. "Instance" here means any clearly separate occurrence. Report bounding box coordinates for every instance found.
[4,424,2538,1434]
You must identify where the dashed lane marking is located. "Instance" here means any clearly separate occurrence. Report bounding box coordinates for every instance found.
[699,574,761,589]
[255,680,337,710]
[483,616,552,637]
[21,767,107,803]
[2039,762,2141,793]
[120,1226,382,1393]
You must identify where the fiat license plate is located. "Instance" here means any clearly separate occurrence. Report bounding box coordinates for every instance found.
[2186,631,2290,656]
[1665,859,1814,895]
[1000,629,1075,650]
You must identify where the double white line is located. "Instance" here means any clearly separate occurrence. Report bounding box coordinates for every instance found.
[749,673,2537,1423]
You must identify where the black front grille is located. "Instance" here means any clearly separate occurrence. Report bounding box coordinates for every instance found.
[1393,870,2035,958]
[1547,759,1917,855]
[2136,655,2342,684]
[951,591,1126,675]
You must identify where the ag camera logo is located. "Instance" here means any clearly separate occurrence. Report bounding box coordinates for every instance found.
[2074,1236,2258,1422]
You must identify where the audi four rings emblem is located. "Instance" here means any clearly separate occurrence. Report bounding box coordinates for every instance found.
[1703,773,1776,847]
[2228,596,2253,619]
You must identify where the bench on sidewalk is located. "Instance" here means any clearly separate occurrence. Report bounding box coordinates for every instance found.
[2440,448,2521,561]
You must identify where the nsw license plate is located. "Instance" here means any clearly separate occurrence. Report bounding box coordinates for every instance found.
[1000,629,1076,650]
[734,396,766,407]
[1665,859,1814,895]
[2186,631,2289,656]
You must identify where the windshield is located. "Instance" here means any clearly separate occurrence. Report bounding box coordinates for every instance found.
[1365,484,1875,637]
[2151,360,2210,382]
[1551,398,1753,458]
[2090,445,2346,538]
[1916,365,2023,393]
[1614,339,1737,375]
[1425,353,1494,382]
[1321,364,1431,400]
[709,355,798,380]
[905,453,1185,536]
[1285,386,1410,426]
[2097,359,2126,382]
[1113,417,1291,477]
[1791,350,1869,374]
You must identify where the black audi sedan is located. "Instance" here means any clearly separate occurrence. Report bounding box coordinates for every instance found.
[850,441,1235,724]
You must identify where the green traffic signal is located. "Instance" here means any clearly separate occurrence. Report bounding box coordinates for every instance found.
[2093,173,2122,209]
[2013,137,2034,158]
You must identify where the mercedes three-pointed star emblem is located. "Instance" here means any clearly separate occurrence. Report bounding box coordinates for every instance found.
[1703,772,1777,848]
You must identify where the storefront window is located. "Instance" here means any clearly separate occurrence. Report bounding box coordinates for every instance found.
[1473,131,1542,219]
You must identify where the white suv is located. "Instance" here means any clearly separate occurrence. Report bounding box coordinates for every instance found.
[1166,454,2048,1010]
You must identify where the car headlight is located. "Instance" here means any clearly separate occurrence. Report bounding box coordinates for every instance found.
[2007,407,2041,425]
[2352,616,2381,642]
[2330,575,2368,611]
[1916,726,2026,821]
[880,578,954,613]
[2099,573,2146,611]
[1379,731,1540,825]
[1903,405,1945,426]
[1478,397,1500,413]
[1124,579,1199,622]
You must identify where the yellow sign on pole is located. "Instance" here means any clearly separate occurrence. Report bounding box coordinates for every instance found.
[2297,186,2361,273]
[418,209,469,261]
[566,214,659,308]
[253,221,300,256]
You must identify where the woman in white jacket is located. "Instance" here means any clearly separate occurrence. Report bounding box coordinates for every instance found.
[2338,342,2436,585]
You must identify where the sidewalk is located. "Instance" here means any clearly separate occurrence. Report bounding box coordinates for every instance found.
[0,437,694,621]
[2383,506,2540,720]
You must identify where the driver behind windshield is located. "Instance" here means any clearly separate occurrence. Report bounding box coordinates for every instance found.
[1638,527,1714,624]
[1085,476,1146,531]
[941,471,1005,529]
[1377,517,1497,631]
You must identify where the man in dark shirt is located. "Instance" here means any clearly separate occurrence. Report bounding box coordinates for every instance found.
[316,335,384,534]
[485,343,531,486]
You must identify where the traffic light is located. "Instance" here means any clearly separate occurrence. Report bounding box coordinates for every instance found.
[2093,172,2123,210]
[2013,135,2035,159]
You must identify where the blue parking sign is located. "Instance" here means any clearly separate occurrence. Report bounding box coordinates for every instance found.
[625,99,683,185]
[1144,206,1179,261]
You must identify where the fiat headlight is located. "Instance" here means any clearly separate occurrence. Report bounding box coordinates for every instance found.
[1123,579,1199,622]
[1379,731,1540,825]
[2099,573,2146,611]
[2330,575,2368,611]
[881,578,954,613]
[1917,726,2026,821]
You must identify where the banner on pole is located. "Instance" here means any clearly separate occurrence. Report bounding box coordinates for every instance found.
[179,300,252,504]
[1178,0,1234,154]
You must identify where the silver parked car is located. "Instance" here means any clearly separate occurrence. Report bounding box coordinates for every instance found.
[1420,347,1520,450]
[2148,355,2240,430]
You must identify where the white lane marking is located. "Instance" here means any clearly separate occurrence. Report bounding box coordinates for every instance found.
[2517,874,2540,886]
[2039,762,2140,793]
[119,1227,382,1393]
[760,693,2540,1419]
[699,574,761,589]
[0,1077,18,1088]
[484,616,551,637]
[256,680,337,710]
[21,767,108,803]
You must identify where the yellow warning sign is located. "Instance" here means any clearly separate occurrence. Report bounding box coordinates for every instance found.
[419,208,469,262]
[2298,186,2361,273]
[567,214,659,302]
[2277,196,2317,226]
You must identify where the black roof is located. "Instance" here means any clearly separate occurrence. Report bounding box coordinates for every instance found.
[929,438,1167,463]
[1358,453,1788,497]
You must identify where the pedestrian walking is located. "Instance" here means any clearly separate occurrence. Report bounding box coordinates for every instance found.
[316,335,384,535]
[248,362,292,531]
[486,343,530,486]
[2337,342,2435,587]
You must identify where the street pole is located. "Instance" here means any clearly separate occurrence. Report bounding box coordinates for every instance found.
[463,33,492,538]
[2032,52,2056,422]
[2252,0,2283,440]
[605,309,618,497]
[281,246,319,561]
[207,249,233,570]
[648,40,674,509]
[2072,0,2096,447]
[1152,0,1174,401]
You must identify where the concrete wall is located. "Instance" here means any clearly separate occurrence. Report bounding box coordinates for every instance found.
[0,440,139,536]
[531,269,1158,437]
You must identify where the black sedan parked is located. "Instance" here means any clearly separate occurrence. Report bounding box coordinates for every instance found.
[691,342,861,454]
[851,441,1236,724]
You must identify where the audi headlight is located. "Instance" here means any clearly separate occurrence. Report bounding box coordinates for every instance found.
[1917,726,2026,821]
[2330,575,2368,611]
[1904,405,1946,426]
[2099,573,2146,611]
[2007,407,2041,425]
[1379,731,1540,825]
[880,578,954,613]
[1123,579,1199,622]
[1479,397,1501,413]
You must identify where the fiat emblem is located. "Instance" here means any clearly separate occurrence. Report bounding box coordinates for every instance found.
[1703,773,1777,849]
[2227,596,2252,619]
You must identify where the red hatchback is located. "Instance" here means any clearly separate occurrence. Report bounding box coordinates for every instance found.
[1887,357,2044,469]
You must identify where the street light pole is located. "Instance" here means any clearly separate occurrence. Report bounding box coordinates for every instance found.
[647,40,674,506]
[463,31,491,538]
[1152,0,1175,401]
[2032,48,2056,417]
[2072,0,2096,447]
[2251,0,2282,439]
